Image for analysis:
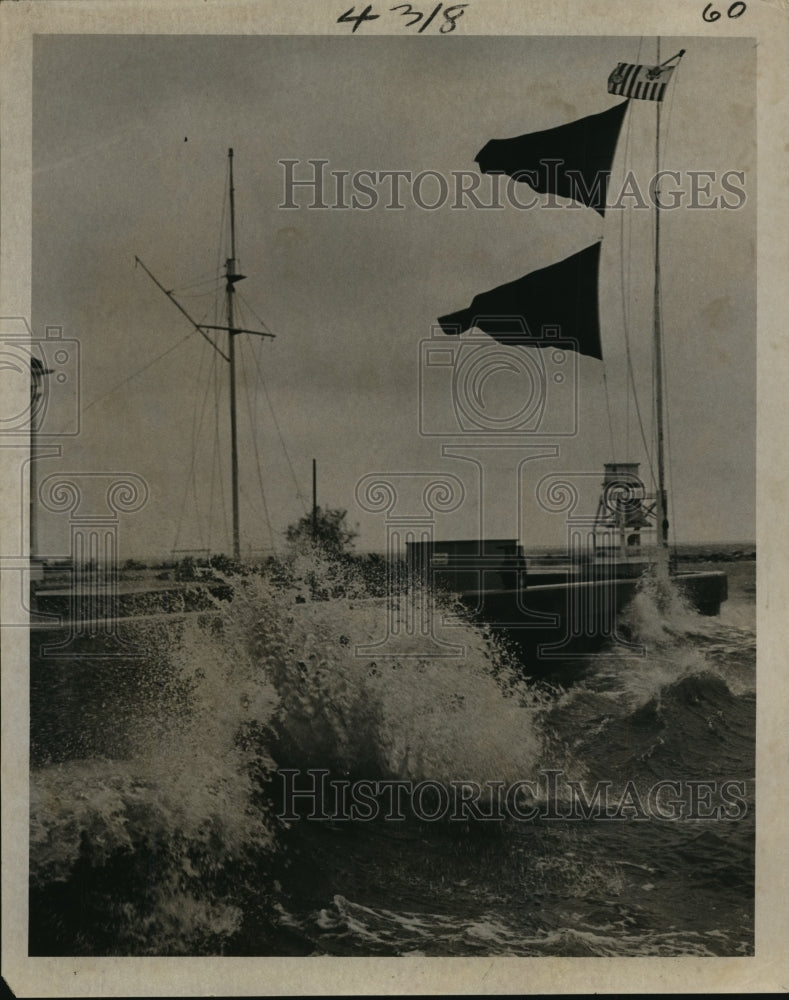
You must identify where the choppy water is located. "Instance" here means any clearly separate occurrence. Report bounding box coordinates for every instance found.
[29,554,755,956]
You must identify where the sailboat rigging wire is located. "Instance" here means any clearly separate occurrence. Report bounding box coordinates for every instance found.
[616,100,657,491]
[658,49,680,163]
[601,367,617,461]
[176,287,224,301]
[82,330,193,414]
[247,338,309,515]
[655,63,681,556]
[172,339,216,555]
[134,256,230,361]
[665,365,679,557]
[185,339,213,551]
[620,106,634,459]
[171,273,224,295]
[239,338,276,552]
[237,291,276,337]
[216,158,229,284]
[211,350,230,551]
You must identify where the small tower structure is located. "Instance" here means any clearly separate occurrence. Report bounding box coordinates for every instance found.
[593,462,654,560]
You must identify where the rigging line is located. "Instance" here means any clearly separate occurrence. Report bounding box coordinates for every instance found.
[626,21,645,452]
[213,257,222,329]
[212,349,231,553]
[239,339,276,553]
[173,339,216,554]
[618,99,636,460]
[206,357,218,555]
[656,59,681,556]
[630,39,660,488]
[237,291,276,337]
[617,102,656,488]
[134,256,229,361]
[248,338,308,514]
[621,239,656,492]
[206,350,220,556]
[207,347,226,556]
[617,35,643,463]
[247,308,261,434]
[82,330,193,413]
[237,304,273,524]
[658,42,681,164]
[601,368,617,462]
[230,153,245,275]
[178,344,215,542]
[664,367,679,557]
[656,229,680,556]
[172,273,224,294]
[189,344,219,552]
[201,348,221,557]
[175,336,211,553]
[617,42,642,461]
[205,230,225,555]
[177,288,226,301]
[216,158,229,285]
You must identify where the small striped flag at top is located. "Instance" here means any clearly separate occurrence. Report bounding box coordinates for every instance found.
[607,62,676,102]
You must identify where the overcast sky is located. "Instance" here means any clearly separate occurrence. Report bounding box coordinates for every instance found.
[31,34,755,558]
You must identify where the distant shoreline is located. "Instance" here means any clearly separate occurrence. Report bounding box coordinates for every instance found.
[32,544,756,591]
[672,547,756,564]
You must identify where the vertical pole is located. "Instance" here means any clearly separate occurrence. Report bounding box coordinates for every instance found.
[30,360,40,558]
[653,41,669,565]
[227,148,241,561]
[312,458,317,542]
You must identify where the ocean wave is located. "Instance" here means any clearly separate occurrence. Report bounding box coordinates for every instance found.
[276,892,745,957]
[28,551,754,955]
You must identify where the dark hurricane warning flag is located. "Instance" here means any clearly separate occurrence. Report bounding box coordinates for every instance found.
[474,102,629,216]
[438,242,603,361]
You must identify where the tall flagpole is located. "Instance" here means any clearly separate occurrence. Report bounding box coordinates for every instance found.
[226,148,241,561]
[653,39,669,566]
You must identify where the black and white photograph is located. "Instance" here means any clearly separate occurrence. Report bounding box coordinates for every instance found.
[1,1,786,995]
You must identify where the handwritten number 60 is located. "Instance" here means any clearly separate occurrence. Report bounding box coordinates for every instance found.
[703,1,746,21]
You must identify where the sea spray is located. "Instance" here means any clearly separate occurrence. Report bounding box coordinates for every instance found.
[30,585,284,954]
[30,548,583,954]
[29,552,754,955]
[544,567,755,800]
[570,567,754,707]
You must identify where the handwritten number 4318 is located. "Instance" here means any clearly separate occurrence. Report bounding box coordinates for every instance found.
[338,4,469,33]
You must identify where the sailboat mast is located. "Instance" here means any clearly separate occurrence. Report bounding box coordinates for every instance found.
[137,151,275,562]
[653,40,669,559]
[226,147,241,561]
